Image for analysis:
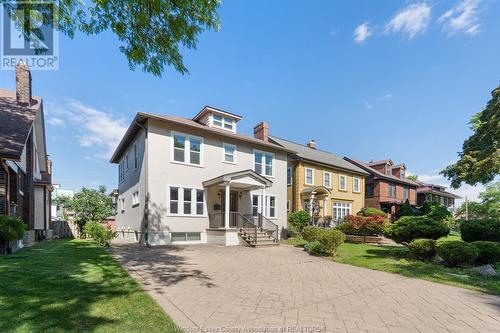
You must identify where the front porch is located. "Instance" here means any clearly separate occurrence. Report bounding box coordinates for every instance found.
[203,170,279,247]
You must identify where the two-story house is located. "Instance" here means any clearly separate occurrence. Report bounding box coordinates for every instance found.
[416,182,461,211]
[268,137,368,223]
[110,107,292,246]
[344,158,418,220]
[0,62,53,248]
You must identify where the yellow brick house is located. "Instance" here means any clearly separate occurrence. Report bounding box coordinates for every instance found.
[269,136,368,224]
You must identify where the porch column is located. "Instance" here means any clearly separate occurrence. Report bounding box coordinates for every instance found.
[224,182,230,229]
[310,193,315,223]
[261,186,266,215]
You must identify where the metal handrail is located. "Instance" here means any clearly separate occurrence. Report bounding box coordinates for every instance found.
[258,213,279,243]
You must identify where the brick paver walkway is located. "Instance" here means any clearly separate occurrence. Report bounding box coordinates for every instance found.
[110,242,500,333]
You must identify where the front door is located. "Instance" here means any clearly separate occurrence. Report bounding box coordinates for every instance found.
[221,191,239,227]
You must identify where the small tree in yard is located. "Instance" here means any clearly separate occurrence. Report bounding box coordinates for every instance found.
[397,200,415,218]
[0,215,26,254]
[57,186,113,236]
[288,210,311,235]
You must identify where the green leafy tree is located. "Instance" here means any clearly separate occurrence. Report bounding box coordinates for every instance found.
[406,175,419,181]
[456,182,500,219]
[58,186,113,235]
[2,0,220,76]
[441,86,500,188]
[397,199,415,218]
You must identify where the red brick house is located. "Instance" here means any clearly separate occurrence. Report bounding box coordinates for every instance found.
[0,62,52,248]
[344,158,418,220]
[416,182,461,211]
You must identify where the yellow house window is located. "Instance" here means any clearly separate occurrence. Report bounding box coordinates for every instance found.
[305,168,314,185]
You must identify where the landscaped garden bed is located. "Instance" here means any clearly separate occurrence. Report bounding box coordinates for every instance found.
[0,239,179,332]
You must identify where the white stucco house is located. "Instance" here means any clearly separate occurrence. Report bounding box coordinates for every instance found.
[110,106,293,246]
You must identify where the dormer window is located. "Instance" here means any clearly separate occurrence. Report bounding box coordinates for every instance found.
[192,106,242,133]
[213,114,235,131]
[401,169,405,179]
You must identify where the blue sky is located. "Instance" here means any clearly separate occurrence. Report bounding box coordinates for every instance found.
[1,0,499,203]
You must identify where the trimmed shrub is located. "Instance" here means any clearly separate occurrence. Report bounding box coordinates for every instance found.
[84,221,116,247]
[302,226,324,242]
[471,241,500,265]
[357,207,386,217]
[0,215,26,244]
[398,200,415,218]
[336,215,386,236]
[436,241,479,267]
[384,216,449,244]
[409,238,436,261]
[460,219,500,243]
[288,210,311,234]
[318,229,345,255]
[304,241,330,256]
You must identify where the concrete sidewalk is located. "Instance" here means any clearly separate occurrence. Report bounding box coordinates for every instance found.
[110,242,500,333]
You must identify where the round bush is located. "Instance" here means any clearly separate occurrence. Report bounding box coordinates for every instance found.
[409,238,436,261]
[384,216,450,244]
[336,215,386,236]
[471,241,500,265]
[288,210,311,234]
[421,202,452,222]
[0,215,26,243]
[304,241,330,256]
[460,219,500,242]
[84,221,116,247]
[318,229,345,255]
[436,241,479,267]
[357,207,386,217]
[302,226,324,242]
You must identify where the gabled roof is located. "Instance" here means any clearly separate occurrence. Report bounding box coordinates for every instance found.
[368,159,393,166]
[0,89,42,160]
[416,182,461,199]
[344,157,419,187]
[269,136,368,176]
[203,169,273,187]
[110,112,295,163]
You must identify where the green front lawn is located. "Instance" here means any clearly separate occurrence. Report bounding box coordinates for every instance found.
[0,239,179,332]
[284,236,500,295]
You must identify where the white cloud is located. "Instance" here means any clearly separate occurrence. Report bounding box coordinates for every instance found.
[47,117,66,127]
[46,99,128,159]
[438,0,482,36]
[354,23,372,43]
[365,102,373,110]
[384,93,392,99]
[385,3,432,39]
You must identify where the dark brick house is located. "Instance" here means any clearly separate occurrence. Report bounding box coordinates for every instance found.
[0,62,52,247]
[416,182,461,211]
[344,158,418,221]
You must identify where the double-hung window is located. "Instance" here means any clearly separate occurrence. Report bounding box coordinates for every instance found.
[172,132,203,166]
[132,191,139,206]
[254,150,274,177]
[339,174,347,191]
[388,184,396,197]
[223,143,236,163]
[287,167,293,185]
[305,168,314,185]
[323,172,331,188]
[353,177,360,193]
[168,186,205,216]
[251,194,276,218]
[403,187,409,200]
[212,114,235,131]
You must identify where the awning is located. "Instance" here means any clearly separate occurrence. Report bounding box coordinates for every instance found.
[302,186,331,196]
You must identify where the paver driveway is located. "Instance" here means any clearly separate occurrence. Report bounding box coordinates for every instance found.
[110,242,500,333]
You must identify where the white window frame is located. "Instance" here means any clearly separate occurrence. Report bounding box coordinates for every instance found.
[323,171,332,188]
[353,177,361,193]
[171,131,204,167]
[403,187,409,200]
[222,143,237,164]
[167,186,207,217]
[211,114,236,132]
[339,174,347,191]
[251,194,277,219]
[120,197,125,213]
[132,191,139,207]
[332,202,352,221]
[305,168,314,185]
[253,150,275,177]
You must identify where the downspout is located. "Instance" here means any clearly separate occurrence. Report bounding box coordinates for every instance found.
[135,119,149,246]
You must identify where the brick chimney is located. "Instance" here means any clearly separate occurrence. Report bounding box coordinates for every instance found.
[307,140,317,149]
[254,121,269,142]
[15,61,32,106]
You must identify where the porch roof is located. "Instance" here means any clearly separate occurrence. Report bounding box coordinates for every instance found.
[202,169,273,188]
[302,186,331,196]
